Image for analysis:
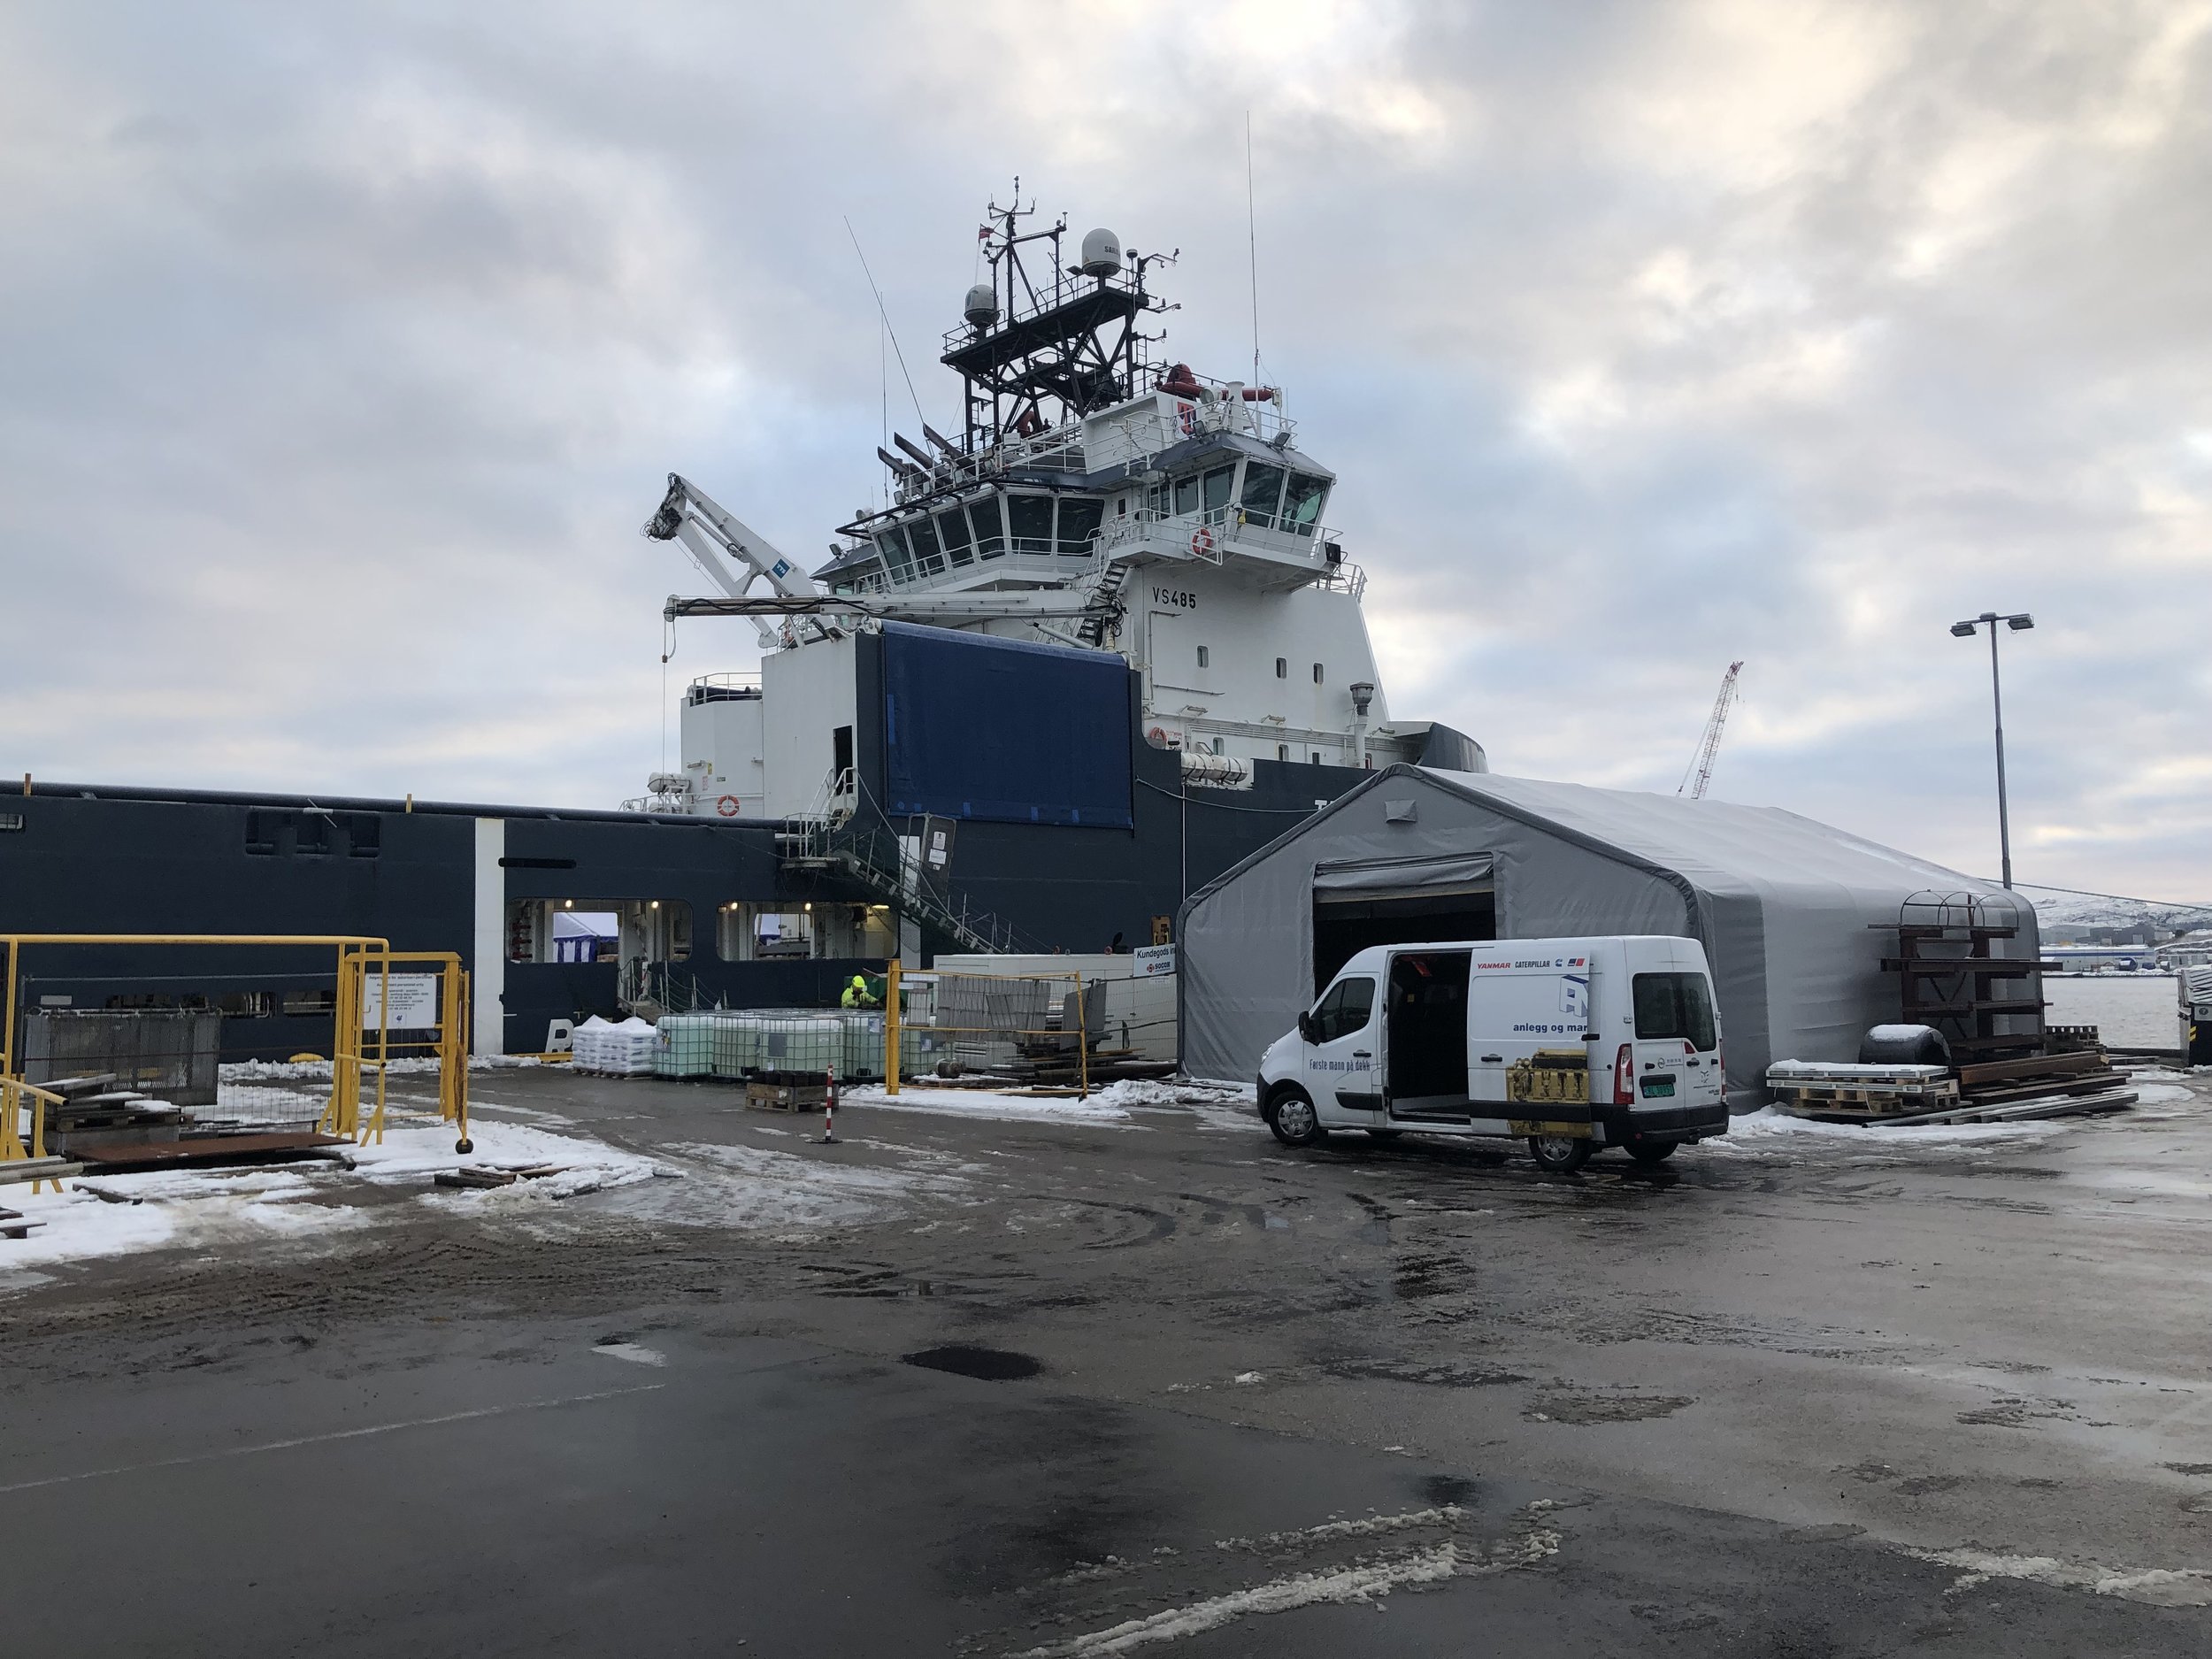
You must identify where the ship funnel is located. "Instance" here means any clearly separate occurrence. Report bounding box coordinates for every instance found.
[964,283,999,327]
[1078,227,1122,277]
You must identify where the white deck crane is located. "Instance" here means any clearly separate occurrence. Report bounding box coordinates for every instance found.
[1678,660,1744,800]
[643,473,824,649]
[645,472,1119,649]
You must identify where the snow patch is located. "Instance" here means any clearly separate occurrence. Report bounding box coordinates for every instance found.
[592,1341,666,1367]
[1704,1107,2067,1151]
[1908,1545,2212,1608]
[0,1116,653,1279]
[841,1083,1133,1126]
[1011,1544,1464,1655]
[1014,1506,1562,1656]
[1217,1505,1464,1552]
[629,1139,972,1229]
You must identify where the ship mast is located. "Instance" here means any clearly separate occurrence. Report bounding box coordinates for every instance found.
[941,182,1174,455]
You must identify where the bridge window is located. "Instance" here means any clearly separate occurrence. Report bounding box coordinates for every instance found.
[878,526,917,582]
[1283,472,1329,535]
[1172,474,1199,517]
[908,514,947,577]
[967,495,1006,557]
[1202,465,1234,520]
[1240,463,1286,528]
[936,506,974,566]
[1057,498,1103,557]
[1008,494,1055,555]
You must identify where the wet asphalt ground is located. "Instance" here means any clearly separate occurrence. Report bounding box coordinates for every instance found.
[3,1064,2210,1654]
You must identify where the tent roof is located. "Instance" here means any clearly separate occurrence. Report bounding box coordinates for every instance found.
[1184,763,2011,919]
[1410,768,2009,910]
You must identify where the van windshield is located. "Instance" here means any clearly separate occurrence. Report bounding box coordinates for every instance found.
[1632,972,1717,1051]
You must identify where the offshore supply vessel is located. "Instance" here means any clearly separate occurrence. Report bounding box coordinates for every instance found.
[636,195,1479,826]
[3,200,1481,1057]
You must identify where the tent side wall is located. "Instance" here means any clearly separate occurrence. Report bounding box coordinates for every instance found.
[1179,774,1696,1083]
[1179,765,2038,1110]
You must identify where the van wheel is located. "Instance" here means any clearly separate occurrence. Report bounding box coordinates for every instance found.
[1266,1087,1327,1148]
[1527,1134,1592,1174]
[1624,1141,1678,1164]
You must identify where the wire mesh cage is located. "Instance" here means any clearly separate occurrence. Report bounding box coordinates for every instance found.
[17,1008,331,1143]
[22,1009,222,1104]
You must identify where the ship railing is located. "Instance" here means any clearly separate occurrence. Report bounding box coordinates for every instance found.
[889,427,1088,505]
[1098,506,1344,568]
[687,671,762,703]
[1143,367,1296,445]
[780,770,1029,956]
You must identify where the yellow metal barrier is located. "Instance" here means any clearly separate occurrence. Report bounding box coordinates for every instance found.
[328,947,472,1150]
[0,1076,65,1194]
[885,959,902,1095]
[0,933,471,1155]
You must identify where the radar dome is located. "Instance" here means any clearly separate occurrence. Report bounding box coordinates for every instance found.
[1078,227,1122,277]
[964,283,999,326]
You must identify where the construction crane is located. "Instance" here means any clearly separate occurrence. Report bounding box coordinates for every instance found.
[1678,661,1744,800]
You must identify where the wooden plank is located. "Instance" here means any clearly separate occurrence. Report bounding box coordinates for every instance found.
[71,1133,347,1169]
[1957,1050,2101,1087]
[1962,1071,2124,1107]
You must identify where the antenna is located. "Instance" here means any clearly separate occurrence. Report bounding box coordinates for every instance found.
[845,217,926,431]
[1245,111,1261,383]
[1678,661,1745,799]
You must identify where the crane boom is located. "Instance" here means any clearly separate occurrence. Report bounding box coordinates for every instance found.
[1679,660,1744,800]
[644,472,823,649]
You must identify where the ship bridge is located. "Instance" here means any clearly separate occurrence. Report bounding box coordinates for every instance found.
[819,382,1361,638]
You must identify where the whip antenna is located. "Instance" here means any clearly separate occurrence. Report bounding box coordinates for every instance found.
[846,216,927,431]
[1246,111,1261,382]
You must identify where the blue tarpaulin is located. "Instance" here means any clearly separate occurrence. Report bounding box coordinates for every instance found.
[881,622,1133,827]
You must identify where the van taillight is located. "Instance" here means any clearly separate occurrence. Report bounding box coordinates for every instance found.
[1613,1043,1634,1104]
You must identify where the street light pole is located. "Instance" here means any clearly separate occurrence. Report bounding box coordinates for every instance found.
[1950,611,2035,890]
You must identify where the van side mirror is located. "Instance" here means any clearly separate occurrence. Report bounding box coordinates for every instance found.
[1297,1010,1319,1043]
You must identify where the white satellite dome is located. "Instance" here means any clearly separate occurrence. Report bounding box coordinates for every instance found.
[1078,227,1122,277]
[964,283,999,326]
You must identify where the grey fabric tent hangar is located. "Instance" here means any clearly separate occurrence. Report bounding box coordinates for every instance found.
[1176,765,2038,1109]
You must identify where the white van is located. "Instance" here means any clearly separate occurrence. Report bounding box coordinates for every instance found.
[1256,936,1728,1171]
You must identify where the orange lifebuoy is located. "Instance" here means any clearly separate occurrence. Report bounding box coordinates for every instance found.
[1190,526,1215,558]
[716,795,741,818]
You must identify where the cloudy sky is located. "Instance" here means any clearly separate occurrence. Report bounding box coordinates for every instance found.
[4,1,2207,900]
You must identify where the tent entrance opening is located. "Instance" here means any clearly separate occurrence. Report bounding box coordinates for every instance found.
[1386,949,1471,1112]
[1313,890,1494,992]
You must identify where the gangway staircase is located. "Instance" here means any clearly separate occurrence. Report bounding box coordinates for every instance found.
[778,770,1027,956]
[1076,555,1135,649]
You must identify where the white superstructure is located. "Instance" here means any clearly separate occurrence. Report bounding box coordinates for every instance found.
[639,195,1482,817]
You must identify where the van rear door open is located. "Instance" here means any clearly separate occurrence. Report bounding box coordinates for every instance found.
[1466,951,1593,1107]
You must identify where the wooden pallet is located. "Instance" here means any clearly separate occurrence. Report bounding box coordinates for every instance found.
[1783,1087,2138,1126]
[1771,1082,1960,1110]
[746,1080,829,1113]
